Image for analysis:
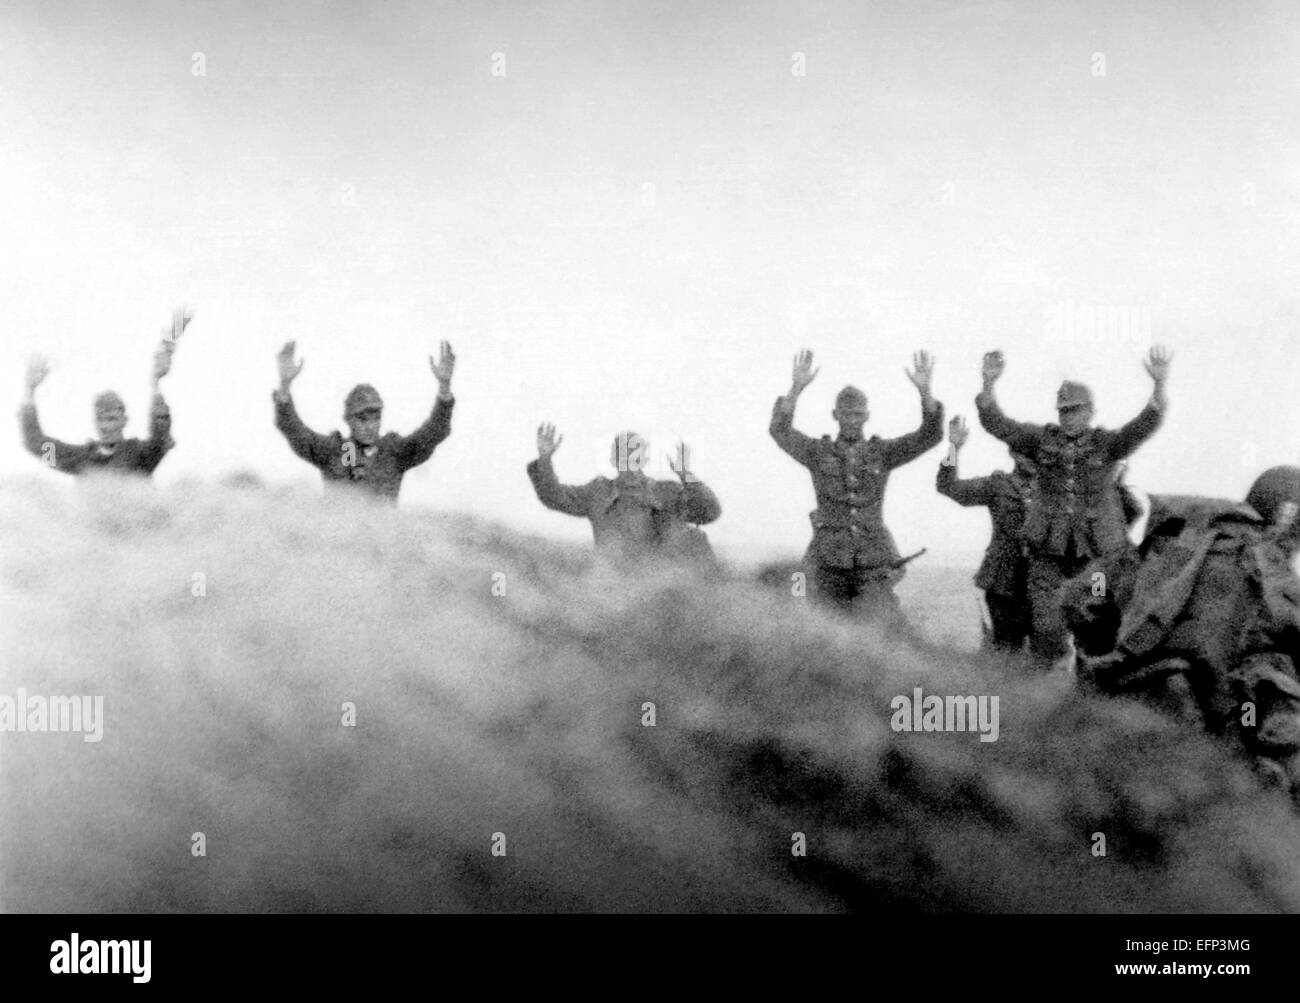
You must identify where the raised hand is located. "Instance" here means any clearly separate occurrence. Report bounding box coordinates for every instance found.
[430,340,456,387]
[906,350,935,393]
[790,348,819,395]
[152,339,176,384]
[1143,344,1172,384]
[25,355,49,394]
[165,306,194,344]
[536,422,562,460]
[948,414,969,450]
[981,350,1005,386]
[277,341,304,389]
[667,440,697,483]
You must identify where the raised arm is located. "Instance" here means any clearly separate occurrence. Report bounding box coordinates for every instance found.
[137,393,175,473]
[1106,346,1170,460]
[770,348,819,466]
[396,341,456,469]
[18,357,88,473]
[666,441,721,524]
[526,423,593,517]
[935,415,994,506]
[974,350,1042,455]
[271,341,334,466]
[881,350,944,468]
[138,323,183,471]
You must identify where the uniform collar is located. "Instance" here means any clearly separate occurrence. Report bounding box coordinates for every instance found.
[610,471,650,497]
[833,433,878,451]
[1051,424,1093,443]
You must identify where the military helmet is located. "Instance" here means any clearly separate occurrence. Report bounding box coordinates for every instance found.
[343,383,383,418]
[1055,381,1094,410]
[93,390,125,416]
[835,385,868,410]
[1246,466,1300,525]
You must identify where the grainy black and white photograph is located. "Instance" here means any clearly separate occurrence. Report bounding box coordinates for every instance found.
[1,0,1298,979]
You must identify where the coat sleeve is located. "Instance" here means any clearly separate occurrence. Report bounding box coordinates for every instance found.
[881,399,944,469]
[769,397,816,467]
[395,394,454,470]
[936,463,994,507]
[526,457,593,517]
[273,390,334,467]
[136,393,175,473]
[1105,402,1164,461]
[673,479,722,525]
[975,392,1043,456]
[1118,483,1144,526]
[18,402,89,473]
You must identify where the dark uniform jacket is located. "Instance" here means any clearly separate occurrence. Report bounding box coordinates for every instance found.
[273,390,453,502]
[976,394,1162,559]
[526,457,721,556]
[771,397,944,570]
[19,398,173,476]
[936,464,1031,598]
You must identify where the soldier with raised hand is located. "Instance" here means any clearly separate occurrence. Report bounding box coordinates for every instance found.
[936,414,1035,653]
[19,307,189,477]
[526,425,721,562]
[272,339,456,503]
[771,348,944,620]
[976,345,1170,662]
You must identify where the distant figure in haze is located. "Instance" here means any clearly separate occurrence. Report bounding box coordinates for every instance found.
[527,426,721,563]
[1064,466,1300,807]
[272,340,456,503]
[770,348,944,620]
[936,415,1036,653]
[975,346,1170,662]
[19,308,189,477]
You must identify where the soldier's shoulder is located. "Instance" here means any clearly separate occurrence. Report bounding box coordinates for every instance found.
[648,477,688,500]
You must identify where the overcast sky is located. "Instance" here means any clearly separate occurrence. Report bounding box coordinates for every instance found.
[2,0,1297,565]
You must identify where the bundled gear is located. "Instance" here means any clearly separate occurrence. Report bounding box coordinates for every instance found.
[1069,469,1300,805]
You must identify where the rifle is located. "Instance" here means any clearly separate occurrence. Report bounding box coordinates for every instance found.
[864,548,927,583]
[890,547,927,570]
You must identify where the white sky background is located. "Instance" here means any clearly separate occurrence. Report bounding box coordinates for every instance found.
[1,0,1297,566]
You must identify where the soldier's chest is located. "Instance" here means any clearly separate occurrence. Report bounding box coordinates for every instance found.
[812,439,886,490]
[333,442,399,482]
[1038,433,1108,481]
[88,443,138,468]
